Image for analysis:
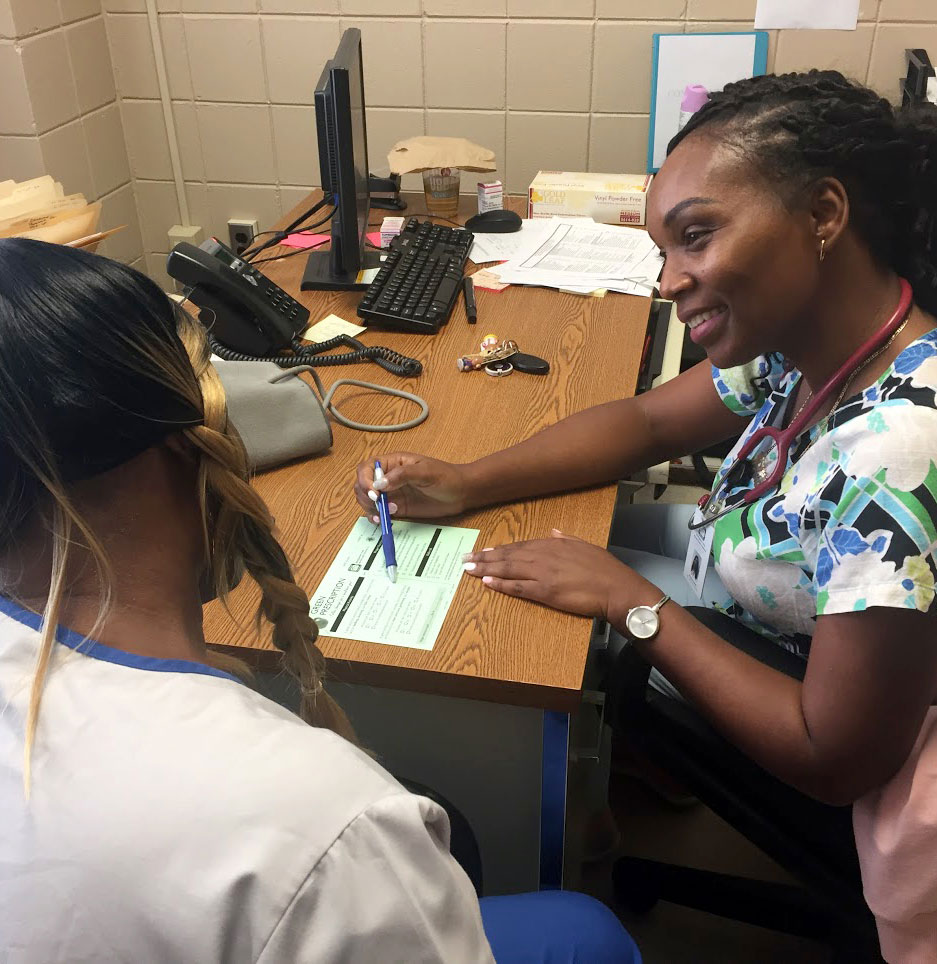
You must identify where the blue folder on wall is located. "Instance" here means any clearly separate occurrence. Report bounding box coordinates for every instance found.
[648,31,769,173]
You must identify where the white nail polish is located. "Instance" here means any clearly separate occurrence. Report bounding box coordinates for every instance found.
[463,562,476,571]
[389,502,398,513]
[368,490,378,502]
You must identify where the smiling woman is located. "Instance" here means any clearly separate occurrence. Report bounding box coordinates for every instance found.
[654,70,937,377]
[353,70,937,959]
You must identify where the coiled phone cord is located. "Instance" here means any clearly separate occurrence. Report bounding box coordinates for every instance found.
[207,333,423,378]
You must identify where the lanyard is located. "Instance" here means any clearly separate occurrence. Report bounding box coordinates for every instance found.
[691,278,913,531]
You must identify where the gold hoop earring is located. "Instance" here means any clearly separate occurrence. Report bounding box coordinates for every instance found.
[818,238,826,263]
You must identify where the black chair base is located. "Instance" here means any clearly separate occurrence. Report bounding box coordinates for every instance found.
[612,855,882,962]
[615,855,835,937]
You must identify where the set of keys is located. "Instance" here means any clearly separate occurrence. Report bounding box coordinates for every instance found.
[456,334,550,377]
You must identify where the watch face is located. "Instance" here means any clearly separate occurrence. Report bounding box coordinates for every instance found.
[627,605,660,640]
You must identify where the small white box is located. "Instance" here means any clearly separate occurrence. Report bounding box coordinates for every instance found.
[527,171,653,226]
[379,215,405,248]
[477,180,503,214]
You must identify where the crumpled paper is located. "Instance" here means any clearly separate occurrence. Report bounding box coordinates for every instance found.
[387,136,496,175]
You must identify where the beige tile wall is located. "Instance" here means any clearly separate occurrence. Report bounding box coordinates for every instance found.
[5,0,936,288]
[0,0,144,266]
[109,0,935,284]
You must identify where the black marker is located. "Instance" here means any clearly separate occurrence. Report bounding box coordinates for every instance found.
[463,276,477,324]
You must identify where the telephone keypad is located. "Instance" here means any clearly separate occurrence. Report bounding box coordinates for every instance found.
[267,285,303,318]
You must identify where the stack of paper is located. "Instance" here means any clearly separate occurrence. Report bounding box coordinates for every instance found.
[468,219,550,265]
[0,176,102,245]
[472,217,663,298]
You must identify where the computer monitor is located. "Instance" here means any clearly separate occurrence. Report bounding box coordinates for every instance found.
[302,28,382,291]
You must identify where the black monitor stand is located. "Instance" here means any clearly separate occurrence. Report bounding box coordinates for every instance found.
[301,245,382,291]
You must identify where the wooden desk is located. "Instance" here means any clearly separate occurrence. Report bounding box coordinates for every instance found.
[201,192,651,893]
[203,193,651,713]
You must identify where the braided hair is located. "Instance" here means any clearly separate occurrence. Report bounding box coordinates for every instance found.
[669,70,937,316]
[175,309,356,743]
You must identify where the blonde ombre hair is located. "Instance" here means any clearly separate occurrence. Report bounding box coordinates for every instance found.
[0,239,353,792]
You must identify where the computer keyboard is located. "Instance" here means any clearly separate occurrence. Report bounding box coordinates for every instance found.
[356,217,474,333]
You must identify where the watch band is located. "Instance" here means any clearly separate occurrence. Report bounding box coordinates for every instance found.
[651,593,671,613]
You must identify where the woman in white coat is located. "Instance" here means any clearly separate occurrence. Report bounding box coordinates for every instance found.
[0,238,639,964]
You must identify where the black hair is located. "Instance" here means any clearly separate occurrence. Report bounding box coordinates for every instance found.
[0,239,202,518]
[0,243,358,766]
[668,70,937,316]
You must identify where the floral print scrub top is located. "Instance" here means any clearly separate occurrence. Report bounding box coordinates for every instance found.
[709,329,937,657]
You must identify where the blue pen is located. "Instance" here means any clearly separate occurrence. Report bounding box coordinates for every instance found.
[372,461,397,583]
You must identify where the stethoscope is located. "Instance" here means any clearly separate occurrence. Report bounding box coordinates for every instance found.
[690,278,914,531]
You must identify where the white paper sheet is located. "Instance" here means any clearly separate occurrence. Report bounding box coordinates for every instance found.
[302,313,366,342]
[516,221,657,276]
[469,219,551,264]
[559,280,657,298]
[309,518,479,651]
[754,0,859,29]
[494,218,663,295]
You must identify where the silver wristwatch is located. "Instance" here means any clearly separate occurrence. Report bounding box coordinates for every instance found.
[624,594,671,641]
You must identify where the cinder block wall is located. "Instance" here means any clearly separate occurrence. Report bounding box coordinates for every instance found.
[2,0,934,286]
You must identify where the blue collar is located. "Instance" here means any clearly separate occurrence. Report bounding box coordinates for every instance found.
[0,595,242,684]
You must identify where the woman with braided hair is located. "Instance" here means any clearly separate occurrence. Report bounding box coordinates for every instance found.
[356,70,937,958]
[0,239,640,962]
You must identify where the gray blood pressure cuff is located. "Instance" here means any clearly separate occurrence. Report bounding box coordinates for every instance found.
[213,360,332,470]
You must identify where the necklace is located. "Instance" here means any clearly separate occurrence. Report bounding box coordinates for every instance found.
[796,314,910,451]
[788,382,813,425]
[787,309,911,430]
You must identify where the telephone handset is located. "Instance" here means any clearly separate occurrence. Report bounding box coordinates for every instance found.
[166,239,421,377]
[167,238,308,355]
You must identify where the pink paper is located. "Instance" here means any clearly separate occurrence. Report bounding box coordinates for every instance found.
[280,230,383,250]
[281,232,329,249]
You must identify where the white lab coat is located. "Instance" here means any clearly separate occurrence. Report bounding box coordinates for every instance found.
[0,599,494,963]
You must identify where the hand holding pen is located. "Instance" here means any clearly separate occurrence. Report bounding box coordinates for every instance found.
[372,460,398,583]
[358,453,469,521]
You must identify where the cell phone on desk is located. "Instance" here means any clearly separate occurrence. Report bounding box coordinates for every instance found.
[166,238,310,356]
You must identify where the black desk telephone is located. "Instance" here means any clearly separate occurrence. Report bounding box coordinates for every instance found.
[165,238,421,377]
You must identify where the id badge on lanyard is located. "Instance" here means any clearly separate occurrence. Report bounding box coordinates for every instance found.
[684,506,716,598]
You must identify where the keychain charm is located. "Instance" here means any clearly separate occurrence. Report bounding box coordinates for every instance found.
[455,335,549,375]
[456,338,518,371]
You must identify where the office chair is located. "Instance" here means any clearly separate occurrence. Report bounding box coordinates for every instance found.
[606,608,882,963]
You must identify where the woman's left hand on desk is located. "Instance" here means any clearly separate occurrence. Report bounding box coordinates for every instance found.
[462,529,655,620]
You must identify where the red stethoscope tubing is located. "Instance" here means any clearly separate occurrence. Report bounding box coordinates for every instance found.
[700,277,913,516]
